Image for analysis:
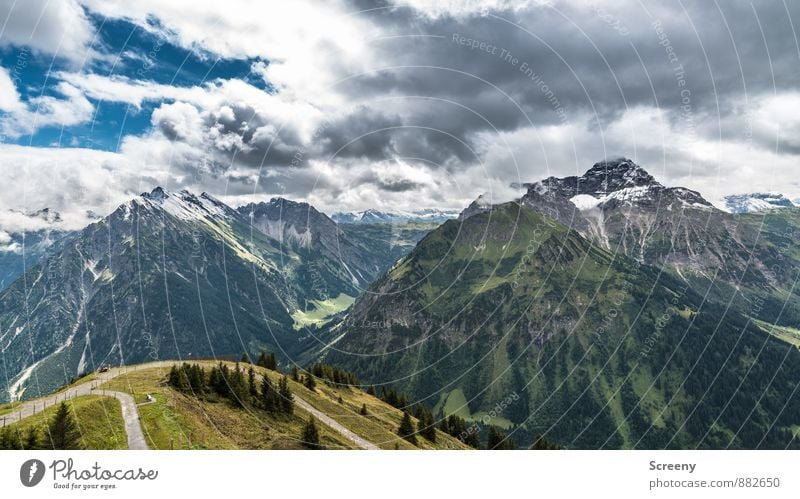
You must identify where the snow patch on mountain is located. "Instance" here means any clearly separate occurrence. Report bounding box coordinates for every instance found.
[570,194,601,211]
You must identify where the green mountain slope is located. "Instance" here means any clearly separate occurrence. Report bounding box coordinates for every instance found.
[323,201,800,449]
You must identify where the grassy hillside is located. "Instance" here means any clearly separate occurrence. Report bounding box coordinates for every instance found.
[1,395,126,449]
[326,202,800,449]
[97,362,469,450]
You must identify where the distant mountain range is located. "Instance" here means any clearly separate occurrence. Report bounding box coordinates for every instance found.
[724,192,798,213]
[331,208,460,224]
[3,158,800,449]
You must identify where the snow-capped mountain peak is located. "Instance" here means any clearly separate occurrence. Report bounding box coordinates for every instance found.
[331,208,460,224]
[529,158,711,211]
[723,193,797,213]
[135,187,236,222]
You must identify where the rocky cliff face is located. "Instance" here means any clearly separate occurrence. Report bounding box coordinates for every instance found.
[518,159,800,325]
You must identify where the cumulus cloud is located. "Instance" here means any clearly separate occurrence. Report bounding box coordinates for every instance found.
[0,68,94,138]
[0,144,170,230]
[2,0,800,223]
[0,0,96,64]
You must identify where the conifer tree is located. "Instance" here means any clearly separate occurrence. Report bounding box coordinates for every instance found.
[248,367,257,397]
[487,426,513,449]
[25,427,39,450]
[168,365,180,387]
[49,402,81,449]
[230,364,248,406]
[530,434,559,450]
[416,406,436,443]
[464,431,480,449]
[188,364,205,393]
[278,376,294,415]
[398,411,418,446]
[397,392,410,409]
[304,374,316,391]
[5,428,21,450]
[261,376,279,413]
[366,385,376,396]
[439,417,449,435]
[487,425,502,449]
[301,416,322,449]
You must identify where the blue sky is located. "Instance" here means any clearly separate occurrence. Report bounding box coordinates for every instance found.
[0,15,264,150]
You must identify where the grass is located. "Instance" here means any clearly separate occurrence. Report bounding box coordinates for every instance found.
[753,318,800,348]
[0,401,21,416]
[10,360,473,450]
[297,379,469,450]
[99,365,357,450]
[433,388,514,430]
[98,362,470,450]
[2,395,126,449]
[291,293,355,329]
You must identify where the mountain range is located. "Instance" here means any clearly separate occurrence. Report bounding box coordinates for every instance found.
[322,158,800,449]
[724,192,798,213]
[0,188,435,401]
[331,208,461,224]
[2,158,799,449]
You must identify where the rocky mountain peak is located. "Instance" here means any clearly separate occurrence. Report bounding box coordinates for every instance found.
[241,197,326,224]
[142,186,168,200]
[581,157,660,195]
[525,158,713,212]
[458,194,494,221]
[28,207,62,224]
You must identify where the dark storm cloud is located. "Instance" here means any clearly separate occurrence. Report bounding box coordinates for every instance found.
[150,0,800,202]
[314,106,402,160]
[329,0,800,158]
[356,170,422,192]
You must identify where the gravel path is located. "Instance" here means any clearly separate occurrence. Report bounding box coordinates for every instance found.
[3,360,378,450]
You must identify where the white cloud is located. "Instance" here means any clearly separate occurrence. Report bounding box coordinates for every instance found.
[0,143,171,230]
[55,72,208,109]
[78,0,375,106]
[0,0,96,64]
[392,0,548,18]
[0,70,94,138]
[0,211,54,234]
[59,72,326,173]
[0,67,24,113]
[479,104,800,209]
